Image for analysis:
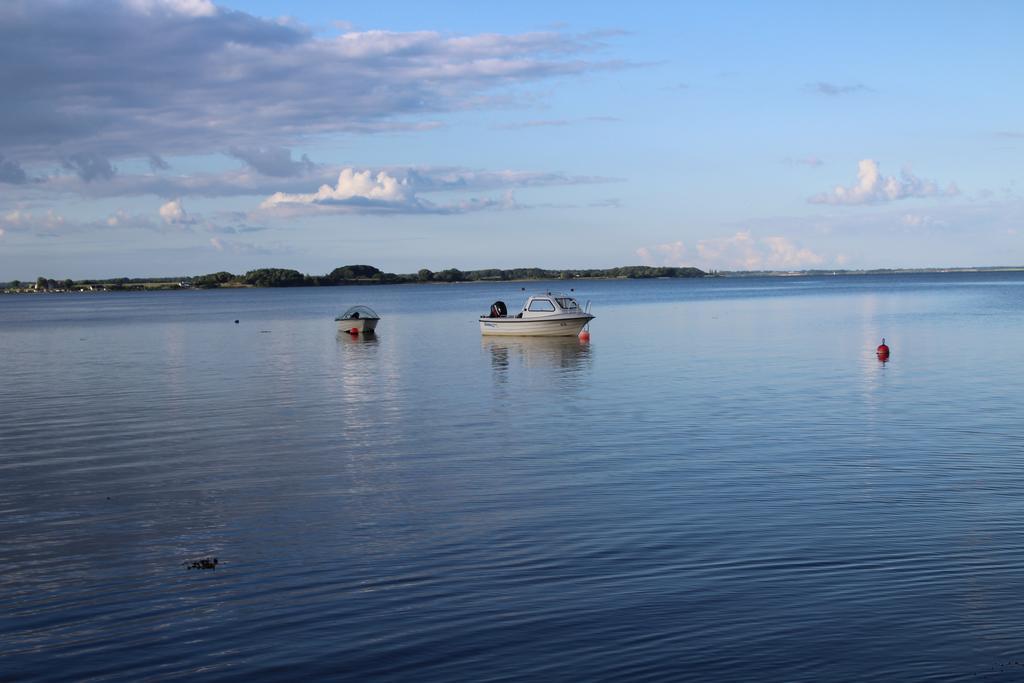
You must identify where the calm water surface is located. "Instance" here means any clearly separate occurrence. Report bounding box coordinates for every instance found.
[3,273,1024,681]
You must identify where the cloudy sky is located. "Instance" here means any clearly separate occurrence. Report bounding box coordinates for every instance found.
[1,0,1022,279]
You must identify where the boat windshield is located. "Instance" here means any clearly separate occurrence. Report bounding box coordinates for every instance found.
[338,305,379,320]
[554,297,579,311]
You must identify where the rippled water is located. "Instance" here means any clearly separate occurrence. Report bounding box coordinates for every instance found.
[3,273,1024,681]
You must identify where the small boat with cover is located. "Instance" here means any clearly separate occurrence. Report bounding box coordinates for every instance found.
[480,292,594,337]
[335,305,380,334]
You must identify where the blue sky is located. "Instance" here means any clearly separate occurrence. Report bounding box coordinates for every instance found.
[1,0,1021,279]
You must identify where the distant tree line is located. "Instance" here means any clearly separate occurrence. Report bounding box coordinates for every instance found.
[5,275,190,291]
[188,264,707,287]
[4,264,707,291]
[189,265,406,288]
[20,276,180,291]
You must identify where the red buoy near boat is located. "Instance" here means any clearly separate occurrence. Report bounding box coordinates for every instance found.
[876,338,890,360]
[350,327,359,335]
[579,330,590,342]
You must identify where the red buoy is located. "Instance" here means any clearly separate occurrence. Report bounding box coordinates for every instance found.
[350,327,359,335]
[876,337,890,360]
[579,330,590,342]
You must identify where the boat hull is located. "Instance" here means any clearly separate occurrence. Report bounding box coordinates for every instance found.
[479,315,592,337]
[337,318,379,333]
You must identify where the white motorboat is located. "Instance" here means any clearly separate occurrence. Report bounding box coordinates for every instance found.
[480,292,594,337]
[336,305,380,333]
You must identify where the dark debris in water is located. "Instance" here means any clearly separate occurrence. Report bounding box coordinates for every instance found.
[977,660,1024,677]
[184,557,219,570]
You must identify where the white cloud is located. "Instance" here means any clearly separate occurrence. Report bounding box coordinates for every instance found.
[901,213,947,228]
[1,205,258,237]
[159,199,190,224]
[157,199,208,229]
[637,232,824,271]
[757,235,825,268]
[262,169,410,209]
[635,240,686,265]
[36,163,613,204]
[809,159,959,205]
[1,209,66,233]
[2,208,160,236]
[125,0,217,17]
[3,210,28,226]
[107,210,131,227]
[258,167,578,215]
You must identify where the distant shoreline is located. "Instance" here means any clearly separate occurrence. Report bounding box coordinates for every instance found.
[4,264,1024,294]
[2,264,706,293]
[715,266,1024,277]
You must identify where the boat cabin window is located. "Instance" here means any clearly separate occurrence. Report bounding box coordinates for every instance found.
[555,298,578,310]
[527,299,556,312]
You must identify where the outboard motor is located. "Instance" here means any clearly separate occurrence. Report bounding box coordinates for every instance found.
[490,301,508,318]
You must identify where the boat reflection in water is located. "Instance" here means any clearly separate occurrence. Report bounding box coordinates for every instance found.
[335,329,381,384]
[336,329,381,347]
[483,336,592,385]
